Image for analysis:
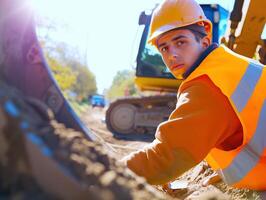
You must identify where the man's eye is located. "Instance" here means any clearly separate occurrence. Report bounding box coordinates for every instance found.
[160,47,167,52]
[176,41,185,46]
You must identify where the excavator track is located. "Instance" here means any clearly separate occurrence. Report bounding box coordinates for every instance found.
[106,95,177,138]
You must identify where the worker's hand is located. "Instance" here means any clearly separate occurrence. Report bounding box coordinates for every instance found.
[202,173,221,186]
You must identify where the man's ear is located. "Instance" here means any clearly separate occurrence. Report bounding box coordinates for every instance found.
[201,36,211,49]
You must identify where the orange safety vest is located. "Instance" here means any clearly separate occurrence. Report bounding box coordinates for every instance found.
[182,45,266,190]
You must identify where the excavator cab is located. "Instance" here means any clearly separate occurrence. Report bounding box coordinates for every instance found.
[135,4,229,92]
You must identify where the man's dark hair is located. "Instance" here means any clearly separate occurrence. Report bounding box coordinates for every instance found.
[189,29,207,42]
[179,24,208,42]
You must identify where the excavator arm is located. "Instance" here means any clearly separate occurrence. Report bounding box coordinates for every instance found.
[225,0,266,60]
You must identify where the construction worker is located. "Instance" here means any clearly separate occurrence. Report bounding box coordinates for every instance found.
[124,0,266,191]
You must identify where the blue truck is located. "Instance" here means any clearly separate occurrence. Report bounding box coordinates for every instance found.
[90,95,106,108]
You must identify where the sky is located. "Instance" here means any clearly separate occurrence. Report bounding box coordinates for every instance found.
[31,0,239,93]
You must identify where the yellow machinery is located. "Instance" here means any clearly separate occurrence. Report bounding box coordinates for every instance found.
[106,0,266,138]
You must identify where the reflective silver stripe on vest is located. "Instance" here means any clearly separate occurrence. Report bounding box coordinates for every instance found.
[231,62,263,113]
[221,62,264,185]
[222,101,266,184]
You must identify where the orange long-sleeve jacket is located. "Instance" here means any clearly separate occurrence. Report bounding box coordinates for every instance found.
[125,75,243,185]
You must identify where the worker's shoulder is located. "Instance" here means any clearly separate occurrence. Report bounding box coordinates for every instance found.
[177,75,230,111]
[180,74,219,94]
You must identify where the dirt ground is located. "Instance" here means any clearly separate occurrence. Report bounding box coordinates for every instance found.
[81,106,262,200]
[82,107,149,160]
[0,83,262,200]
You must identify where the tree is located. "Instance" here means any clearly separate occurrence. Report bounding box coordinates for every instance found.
[41,41,97,99]
[107,70,138,100]
[45,55,77,91]
[37,17,97,99]
[71,63,97,99]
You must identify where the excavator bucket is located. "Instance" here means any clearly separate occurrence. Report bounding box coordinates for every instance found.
[0,0,95,140]
[0,0,99,198]
[0,0,168,199]
[0,83,93,199]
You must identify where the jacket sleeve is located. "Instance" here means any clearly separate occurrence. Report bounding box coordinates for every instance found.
[125,75,242,185]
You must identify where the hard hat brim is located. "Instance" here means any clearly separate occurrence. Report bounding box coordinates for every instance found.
[148,19,212,46]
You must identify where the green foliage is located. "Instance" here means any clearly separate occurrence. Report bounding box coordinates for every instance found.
[46,56,77,90]
[140,46,168,76]
[141,47,164,67]
[107,70,138,100]
[42,41,97,99]
[71,63,97,99]
[37,18,97,104]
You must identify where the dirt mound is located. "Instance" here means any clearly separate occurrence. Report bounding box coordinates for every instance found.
[160,161,261,200]
[0,81,170,200]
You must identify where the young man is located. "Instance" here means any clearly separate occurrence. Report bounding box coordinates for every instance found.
[124,0,266,191]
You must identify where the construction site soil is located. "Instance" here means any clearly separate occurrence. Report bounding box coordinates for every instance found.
[0,82,262,200]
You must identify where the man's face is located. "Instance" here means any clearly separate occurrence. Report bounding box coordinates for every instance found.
[156,29,209,79]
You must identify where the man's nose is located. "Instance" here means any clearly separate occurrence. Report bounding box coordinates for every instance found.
[168,46,179,60]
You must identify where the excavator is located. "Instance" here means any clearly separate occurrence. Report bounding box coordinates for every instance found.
[106,0,266,138]
[0,0,266,199]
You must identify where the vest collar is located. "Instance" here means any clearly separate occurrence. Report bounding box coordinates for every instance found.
[183,43,218,79]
